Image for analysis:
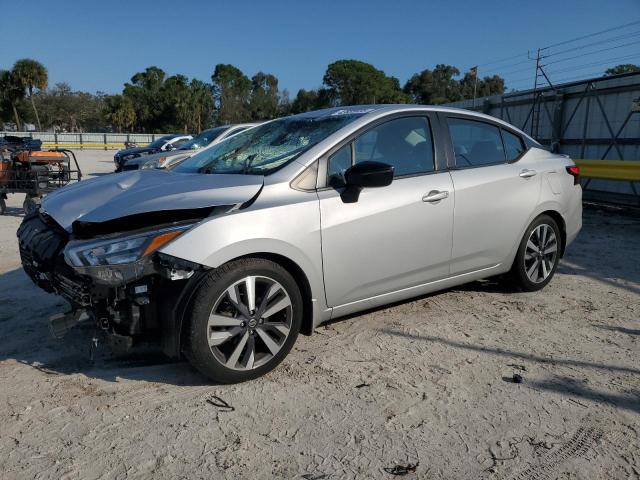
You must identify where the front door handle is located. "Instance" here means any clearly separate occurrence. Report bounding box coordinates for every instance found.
[519,169,537,178]
[422,190,449,203]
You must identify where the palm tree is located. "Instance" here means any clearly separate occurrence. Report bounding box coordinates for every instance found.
[12,59,48,131]
[0,69,25,130]
[103,95,136,132]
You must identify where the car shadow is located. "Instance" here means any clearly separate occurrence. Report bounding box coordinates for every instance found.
[0,205,25,218]
[557,205,640,295]
[526,375,640,414]
[380,329,640,413]
[0,268,212,386]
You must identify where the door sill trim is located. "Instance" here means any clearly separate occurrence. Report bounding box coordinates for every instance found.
[330,263,502,313]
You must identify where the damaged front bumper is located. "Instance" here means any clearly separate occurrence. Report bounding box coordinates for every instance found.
[17,211,207,356]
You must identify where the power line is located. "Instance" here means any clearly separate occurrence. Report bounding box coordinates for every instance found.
[543,39,640,67]
[467,20,640,76]
[540,19,640,51]
[543,52,640,76]
[475,51,530,68]
[542,29,640,58]
[505,51,640,84]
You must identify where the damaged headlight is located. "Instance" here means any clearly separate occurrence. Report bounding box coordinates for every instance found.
[65,225,191,267]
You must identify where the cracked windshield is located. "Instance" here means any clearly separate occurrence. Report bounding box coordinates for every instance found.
[174,113,364,175]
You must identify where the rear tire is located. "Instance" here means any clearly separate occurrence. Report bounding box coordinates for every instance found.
[508,214,561,292]
[184,258,303,384]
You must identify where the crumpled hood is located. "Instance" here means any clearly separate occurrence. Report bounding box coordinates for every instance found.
[41,170,264,231]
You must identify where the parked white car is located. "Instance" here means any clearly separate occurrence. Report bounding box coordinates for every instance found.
[123,124,260,171]
[113,134,193,171]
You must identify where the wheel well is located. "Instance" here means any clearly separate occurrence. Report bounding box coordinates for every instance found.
[232,253,315,336]
[540,210,567,257]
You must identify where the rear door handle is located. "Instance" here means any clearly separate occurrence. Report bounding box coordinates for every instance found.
[422,190,449,203]
[519,169,537,178]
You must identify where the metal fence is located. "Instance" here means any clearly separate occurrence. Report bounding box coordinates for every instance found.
[445,72,640,205]
[0,132,171,150]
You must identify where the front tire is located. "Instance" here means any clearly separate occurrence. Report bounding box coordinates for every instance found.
[509,214,561,292]
[184,258,303,383]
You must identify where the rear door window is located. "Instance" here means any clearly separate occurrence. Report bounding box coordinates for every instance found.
[502,129,526,161]
[447,117,505,167]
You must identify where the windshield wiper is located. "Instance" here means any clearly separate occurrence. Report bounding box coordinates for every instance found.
[242,154,258,174]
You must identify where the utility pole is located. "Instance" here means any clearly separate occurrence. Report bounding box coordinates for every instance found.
[471,66,479,108]
[530,49,541,138]
[530,47,556,140]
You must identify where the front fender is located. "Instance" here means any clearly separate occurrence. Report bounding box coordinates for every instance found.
[160,191,327,320]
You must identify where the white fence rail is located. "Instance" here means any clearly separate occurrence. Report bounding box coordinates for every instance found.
[0,132,171,150]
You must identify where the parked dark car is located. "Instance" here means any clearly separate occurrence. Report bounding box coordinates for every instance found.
[0,135,42,153]
[120,126,238,171]
[113,134,192,172]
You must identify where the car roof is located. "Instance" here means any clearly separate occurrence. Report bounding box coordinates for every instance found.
[291,104,537,143]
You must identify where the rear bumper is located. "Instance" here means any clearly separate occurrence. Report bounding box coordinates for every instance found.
[565,186,583,248]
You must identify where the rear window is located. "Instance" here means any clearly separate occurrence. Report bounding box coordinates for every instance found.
[502,129,526,161]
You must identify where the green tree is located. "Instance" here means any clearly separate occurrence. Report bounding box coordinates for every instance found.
[323,60,408,105]
[405,65,504,104]
[162,74,192,132]
[404,64,462,104]
[0,69,25,130]
[34,83,106,132]
[12,58,48,130]
[605,64,640,76]
[211,64,252,124]
[459,72,505,99]
[188,79,214,132]
[103,94,137,132]
[123,66,167,132]
[249,72,280,120]
[290,88,334,113]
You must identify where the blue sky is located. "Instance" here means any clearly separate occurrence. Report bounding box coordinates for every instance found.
[1,0,639,95]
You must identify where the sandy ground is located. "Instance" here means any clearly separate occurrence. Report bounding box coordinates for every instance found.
[0,151,638,479]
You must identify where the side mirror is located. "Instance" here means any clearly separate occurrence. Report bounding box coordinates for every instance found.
[341,161,394,203]
[165,144,175,151]
[550,142,560,154]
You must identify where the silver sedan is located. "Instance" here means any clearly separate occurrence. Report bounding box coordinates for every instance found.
[21,105,582,383]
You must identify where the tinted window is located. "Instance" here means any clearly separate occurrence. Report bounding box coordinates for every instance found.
[172,138,190,147]
[354,117,434,177]
[502,129,526,161]
[448,118,505,167]
[180,127,228,150]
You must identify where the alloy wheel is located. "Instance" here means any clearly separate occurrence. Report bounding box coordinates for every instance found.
[207,275,293,370]
[524,223,558,284]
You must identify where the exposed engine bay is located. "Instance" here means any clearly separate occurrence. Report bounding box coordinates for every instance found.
[16,168,265,355]
[17,209,210,356]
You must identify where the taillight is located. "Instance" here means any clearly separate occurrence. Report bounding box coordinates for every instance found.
[566,165,580,185]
